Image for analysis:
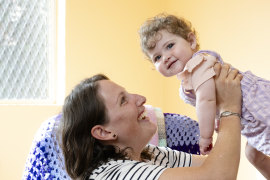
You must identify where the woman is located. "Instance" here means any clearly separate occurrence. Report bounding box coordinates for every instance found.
[61,63,242,180]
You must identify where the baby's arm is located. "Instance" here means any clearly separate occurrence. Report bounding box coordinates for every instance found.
[195,77,216,155]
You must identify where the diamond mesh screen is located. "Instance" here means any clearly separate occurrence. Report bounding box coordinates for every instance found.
[0,0,54,100]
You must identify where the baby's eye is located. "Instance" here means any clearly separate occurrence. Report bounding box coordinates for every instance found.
[153,55,161,63]
[167,43,174,49]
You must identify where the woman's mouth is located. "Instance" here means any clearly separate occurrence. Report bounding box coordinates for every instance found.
[138,111,147,121]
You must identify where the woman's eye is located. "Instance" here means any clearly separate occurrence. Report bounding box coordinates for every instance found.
[167,43,174,49]
[120,96,127,105]
[154,55,161,63]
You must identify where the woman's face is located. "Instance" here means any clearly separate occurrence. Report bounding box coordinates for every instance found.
[98,80,157,151]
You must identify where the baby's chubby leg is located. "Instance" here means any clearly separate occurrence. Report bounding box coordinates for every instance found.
[199,137,213,155]
[245,142,270,179]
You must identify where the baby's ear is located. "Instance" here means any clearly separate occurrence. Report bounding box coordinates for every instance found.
[188,32,197,50]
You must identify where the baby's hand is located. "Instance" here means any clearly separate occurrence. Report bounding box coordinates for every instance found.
[199,137,213,155]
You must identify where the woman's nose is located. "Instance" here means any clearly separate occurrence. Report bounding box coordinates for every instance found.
[135,94,146,107]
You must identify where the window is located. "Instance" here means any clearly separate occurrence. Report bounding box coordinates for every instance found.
[0,0,65,104]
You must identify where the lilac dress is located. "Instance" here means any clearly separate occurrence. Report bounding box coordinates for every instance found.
[179,50,270,155]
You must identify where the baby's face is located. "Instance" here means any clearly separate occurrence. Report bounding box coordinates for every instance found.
[147,30,196,77]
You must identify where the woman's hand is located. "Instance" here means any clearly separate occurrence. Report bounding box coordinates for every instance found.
[214,63,242,114]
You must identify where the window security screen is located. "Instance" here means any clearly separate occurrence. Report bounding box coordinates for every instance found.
[0,0,55,101]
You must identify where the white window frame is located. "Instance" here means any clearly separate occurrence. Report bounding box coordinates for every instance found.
[55,0,66,105]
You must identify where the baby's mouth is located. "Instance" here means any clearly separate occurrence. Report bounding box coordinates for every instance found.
[167,60,177,69]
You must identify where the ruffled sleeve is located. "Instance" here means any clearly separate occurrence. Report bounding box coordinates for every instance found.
[177,54,217,92]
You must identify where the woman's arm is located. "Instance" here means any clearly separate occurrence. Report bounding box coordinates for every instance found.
[196,77,216,155]
[159,63,242,180]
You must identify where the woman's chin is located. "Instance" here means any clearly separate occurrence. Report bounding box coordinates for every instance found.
[139,116,157,136]
[147,122,158,136]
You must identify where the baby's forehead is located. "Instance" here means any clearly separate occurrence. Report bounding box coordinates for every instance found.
[145,32,162,50]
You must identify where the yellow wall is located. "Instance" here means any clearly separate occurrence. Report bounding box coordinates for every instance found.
[1,0,269,179]
[65,0,168,107]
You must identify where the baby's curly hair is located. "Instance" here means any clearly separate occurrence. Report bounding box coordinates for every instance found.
[139,13,200,60]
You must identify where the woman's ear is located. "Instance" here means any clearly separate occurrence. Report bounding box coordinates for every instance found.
[188,32,197,50]
[91,125,117,141]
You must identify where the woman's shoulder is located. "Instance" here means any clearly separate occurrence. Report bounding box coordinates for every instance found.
[146,144,175,157]
[89,158,166,180]
[147,144,192,168]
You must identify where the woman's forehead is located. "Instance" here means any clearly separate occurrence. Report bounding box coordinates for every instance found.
[98,80,125,103]
[99,80,123,90]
